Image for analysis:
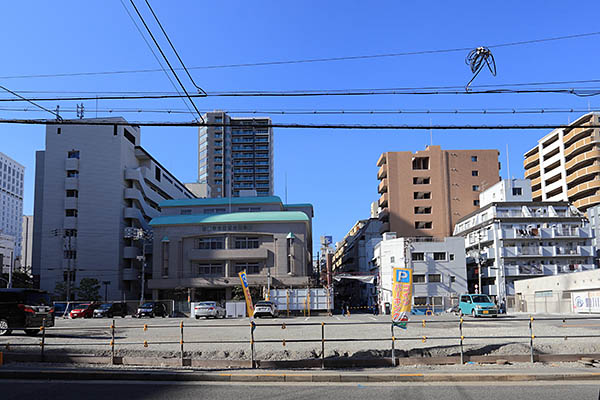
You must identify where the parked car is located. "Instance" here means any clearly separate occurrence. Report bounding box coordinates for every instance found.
[69,303,100,319]
[93,302,128,318]
[194,301,225,319]
[459,294,498,317]
[253,300,278,318]
[135,302,168,318]
[0,289,55,336]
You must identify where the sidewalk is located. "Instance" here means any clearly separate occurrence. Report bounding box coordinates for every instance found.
[1,363,599,383]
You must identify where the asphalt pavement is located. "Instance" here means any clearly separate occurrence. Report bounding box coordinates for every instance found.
[1,380,599,400]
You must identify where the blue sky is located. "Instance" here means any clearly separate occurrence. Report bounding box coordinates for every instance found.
[1,1,600,253]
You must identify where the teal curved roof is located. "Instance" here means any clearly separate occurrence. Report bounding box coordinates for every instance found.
[160,196,283,208]
[150,211,308,226]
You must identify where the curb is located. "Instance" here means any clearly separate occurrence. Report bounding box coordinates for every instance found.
[0,369,599,383]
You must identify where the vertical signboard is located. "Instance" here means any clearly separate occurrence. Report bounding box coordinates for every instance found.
[392,268,412,328]
[238,271,254,317]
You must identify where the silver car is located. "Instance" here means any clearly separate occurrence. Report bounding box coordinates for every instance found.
[194,301,225,319]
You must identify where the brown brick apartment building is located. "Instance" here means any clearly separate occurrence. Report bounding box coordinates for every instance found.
[376,145,500,238]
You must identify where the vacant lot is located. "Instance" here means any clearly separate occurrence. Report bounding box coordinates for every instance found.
[2,313,599,361]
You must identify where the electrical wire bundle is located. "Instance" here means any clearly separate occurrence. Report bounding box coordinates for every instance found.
[465,47,497,91]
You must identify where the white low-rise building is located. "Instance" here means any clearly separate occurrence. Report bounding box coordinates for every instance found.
[372,234,467,313]
[453,179,595,307]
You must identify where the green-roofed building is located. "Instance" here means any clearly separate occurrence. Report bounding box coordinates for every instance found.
[148,196,314,302]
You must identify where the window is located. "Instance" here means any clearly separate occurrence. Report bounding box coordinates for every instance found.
[512,187,523,196]
[65,209,78,217]
[472,185,480,191]
[67,150,80,159]
[473,200,480,206]
[472,170,478,176]
[195,262,224,277]
[433,252,446,261]
[412,157,429,170]
[412,252,425,261]
[414,206,432,214]
[471,156,478,162]
[161,242,169,277]
[235,237,260,249]
[63,250,77,259]
[155,166,161,181]
[57,128,61,135]
[413,177,430,185]
[180,209,192,215]
[124,129,136,145]
[66,170,78,178]
[390,256,395,263]
[450,275,456,283]
[235,262,261,274]
[413,275,426,283]
[197,237,225,250]
[414,192,431,200]
[64,229,77,237]
[428,274,441,283]
[449,254,455,261]
[415,221,432,229]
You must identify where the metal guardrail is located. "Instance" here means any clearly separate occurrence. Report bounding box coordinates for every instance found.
[3,316,600,368]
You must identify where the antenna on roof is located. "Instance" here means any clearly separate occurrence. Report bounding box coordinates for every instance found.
[285,172,288,204]
[506,143,511,180]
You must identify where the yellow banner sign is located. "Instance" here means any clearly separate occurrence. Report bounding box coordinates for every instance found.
[238,271,254,317]
[391,268,412,324]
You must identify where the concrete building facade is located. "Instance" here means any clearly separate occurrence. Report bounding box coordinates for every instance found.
[331,218,382,307]
[148,196,313,302]
[373,235,468,312]
[453,180,595,304]
[20,215,33,274]
[0,151,24,265]
[376,145,500,238]
[523,112,600,211]
[198,111,273,198]
[33,118,194,300]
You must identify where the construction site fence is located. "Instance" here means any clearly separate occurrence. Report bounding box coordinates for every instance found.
[3,316,600,369]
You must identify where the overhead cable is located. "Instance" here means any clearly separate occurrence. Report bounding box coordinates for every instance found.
[0,85,63,121]
[1,31,599,80]
[465,47,497,90]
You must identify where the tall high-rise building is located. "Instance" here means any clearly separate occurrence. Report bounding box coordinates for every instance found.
[198,111,273,198]
[0,152,24,265]
[523,112,600,211]
[33,118,194,300]
[376,145,500,238]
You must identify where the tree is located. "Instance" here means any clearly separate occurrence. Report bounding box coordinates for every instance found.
[53,281,79,301]
[77,278,101,301]
[1,272,33,288]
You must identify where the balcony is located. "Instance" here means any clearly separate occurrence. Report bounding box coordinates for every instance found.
[574,194,600,210]
[567,178,600,198]
[566,164,600,185]
[378,207,389,221]
[188,248,268,261]
[564,135,598,158]
[523,153,539,169]
[376,153,387,167]
[563,125,594,147]
[378,179,388,194]
[65,177,78,190]
[524,164,540,179]
[123,246,141,259]
[64,197,78,209]
[65,158,79,171]
[377,165,387,179]
[378,192,388,207]
[565,149,600,171]
[379,222,390,234]
[63,217,77,230]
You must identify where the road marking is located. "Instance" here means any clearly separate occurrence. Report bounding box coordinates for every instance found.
[304,317,310,321]
[334,316,340,321]
[369,316,377,321]
[561,324,600,328]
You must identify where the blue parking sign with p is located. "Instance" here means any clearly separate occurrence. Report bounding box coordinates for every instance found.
[394,268,411,283]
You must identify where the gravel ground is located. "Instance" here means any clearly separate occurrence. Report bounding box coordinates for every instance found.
[2,313,599,361]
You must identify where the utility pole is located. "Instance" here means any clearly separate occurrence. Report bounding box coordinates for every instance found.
[53,229,73,301]
[125,227,153,306]
[7,250,13,288]
[477,230,483,295]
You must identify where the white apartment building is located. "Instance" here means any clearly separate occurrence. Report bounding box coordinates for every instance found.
[453,179,595,304]
[372,235,467,312]
[0,152,24,266]
[198,111,274,198]
[33,118,194,300]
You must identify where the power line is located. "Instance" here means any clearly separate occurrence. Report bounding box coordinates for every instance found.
[0,84,63,120]
[0,105,599,116]
[142,0,207,96]
[1,31,599,80]
[128,0,205,122]
[0,87,598,102]
[119,0,196,119]
[0,117,599,130]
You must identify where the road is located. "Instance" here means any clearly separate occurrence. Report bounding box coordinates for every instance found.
[1,380,598,400]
